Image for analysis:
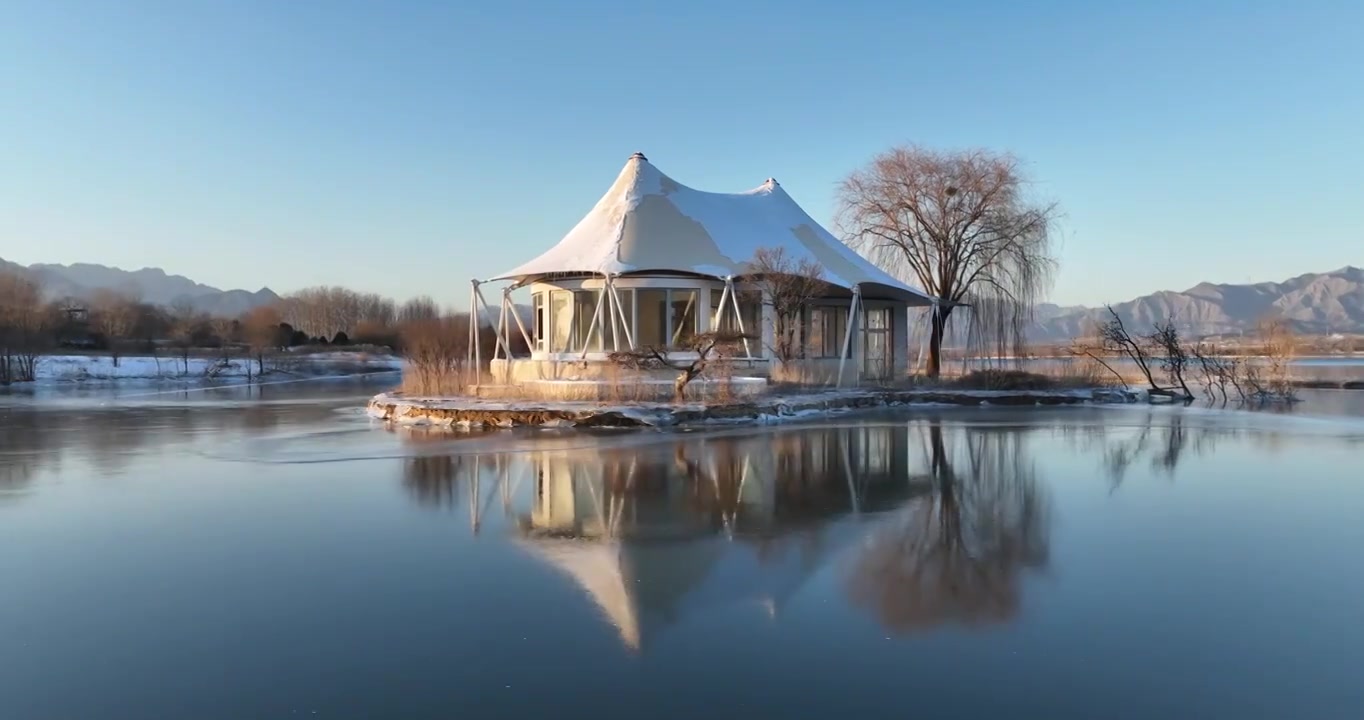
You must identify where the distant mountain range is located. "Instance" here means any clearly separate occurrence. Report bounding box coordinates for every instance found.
[4,258,1361,336]
[1033,266,1364,340]
[0,258,280,317]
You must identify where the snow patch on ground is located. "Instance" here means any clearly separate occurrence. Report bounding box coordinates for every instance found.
[34,353,403,383]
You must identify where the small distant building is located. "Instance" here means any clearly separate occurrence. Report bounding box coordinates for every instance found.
[55,305,96,348]
[476,152,942,387]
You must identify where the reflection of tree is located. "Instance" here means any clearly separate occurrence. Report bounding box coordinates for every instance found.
[1064,413,1231,491]
[846,421,1050,633]
[402,455,464,508]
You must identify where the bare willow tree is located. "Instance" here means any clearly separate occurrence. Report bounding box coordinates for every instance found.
[839,146,1058,377]
[743,247,825,366]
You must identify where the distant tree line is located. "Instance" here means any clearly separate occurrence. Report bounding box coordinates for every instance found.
[0,269,520,385]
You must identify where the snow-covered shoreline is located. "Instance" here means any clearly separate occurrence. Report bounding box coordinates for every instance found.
[367,387,1114,429]
[14,352,403,385]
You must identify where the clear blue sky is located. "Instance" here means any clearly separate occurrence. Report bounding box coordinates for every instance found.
[2,0,1360,309]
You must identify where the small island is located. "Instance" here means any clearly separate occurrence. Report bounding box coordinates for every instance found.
[369,150,1316,430]
[369,152,1135,429]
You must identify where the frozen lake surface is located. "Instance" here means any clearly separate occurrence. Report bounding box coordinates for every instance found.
[2,380,1363,719]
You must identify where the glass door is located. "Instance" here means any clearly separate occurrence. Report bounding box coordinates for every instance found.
[862,308,892,381]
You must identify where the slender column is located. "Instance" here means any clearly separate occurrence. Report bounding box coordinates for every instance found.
[712,281,731,331]
[605,275,622,352]
[836,285,862,388]
[726,278,752,358]
[474,284,510,360]
[608,278,634,349]
[494,292,506,362]
[578,277,609,360]
[469,280,481,385]
[507,287,533,352]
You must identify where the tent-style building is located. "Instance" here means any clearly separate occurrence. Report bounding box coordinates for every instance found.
[474,152,941,387]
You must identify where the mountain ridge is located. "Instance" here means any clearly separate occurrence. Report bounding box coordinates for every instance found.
[0,258,281,317]
[1032,265,1364,340]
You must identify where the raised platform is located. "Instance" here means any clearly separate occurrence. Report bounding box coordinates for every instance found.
[469,376,768,401]
[367,387,1123,429]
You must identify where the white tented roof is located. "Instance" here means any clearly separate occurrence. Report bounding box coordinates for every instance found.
[491,153,937,305]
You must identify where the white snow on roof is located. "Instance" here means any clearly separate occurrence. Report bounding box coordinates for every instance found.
[491,153,937,304]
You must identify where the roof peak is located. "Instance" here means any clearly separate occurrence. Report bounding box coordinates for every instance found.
[629,151,648,162]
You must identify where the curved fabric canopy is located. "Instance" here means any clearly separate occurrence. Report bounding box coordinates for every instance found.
[491,153,937,305]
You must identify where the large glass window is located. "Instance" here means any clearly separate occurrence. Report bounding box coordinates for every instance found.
[549,291,573,353]
[633,288,700,349]
[710,288,761,356]
[637,289,668,347]
[669,290,698,346]
[807,306,849,358]
[573,290,601,352]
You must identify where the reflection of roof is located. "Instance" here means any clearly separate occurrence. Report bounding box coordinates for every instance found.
[491,153,937,305]
[517,519,868,651]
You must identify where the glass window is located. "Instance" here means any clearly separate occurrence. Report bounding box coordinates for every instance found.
[572,290,601,352]
[738,291,762,340]
[710,288,762,342]
[807,306,848,358]
[610,289,634,350]
[637,289,668,348]
[532,292,546,351]
[549,290,572,353]
[865,307,891,330]
[669,289,698,346]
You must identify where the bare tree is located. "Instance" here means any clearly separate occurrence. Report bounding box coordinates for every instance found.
[608,330,751,402]
[89,289,139,366]
[0,272,48,384]
[839,145,1058,377]
[399,296,440,324]
[242,305,285,375]
[1190,343,1245,404]
[1145,318,1193,399]
[743,247,825,366]
[166,300,202,374]
[209,316,238,361]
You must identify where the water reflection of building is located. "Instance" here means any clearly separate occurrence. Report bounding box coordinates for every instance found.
[513,427,931,651]
[397,421,1057,648]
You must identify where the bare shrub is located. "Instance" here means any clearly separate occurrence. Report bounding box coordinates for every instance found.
[952,369,1059,391]
[608,330,751,403]
[399,315,473,396]
[1243,316,1298,403]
